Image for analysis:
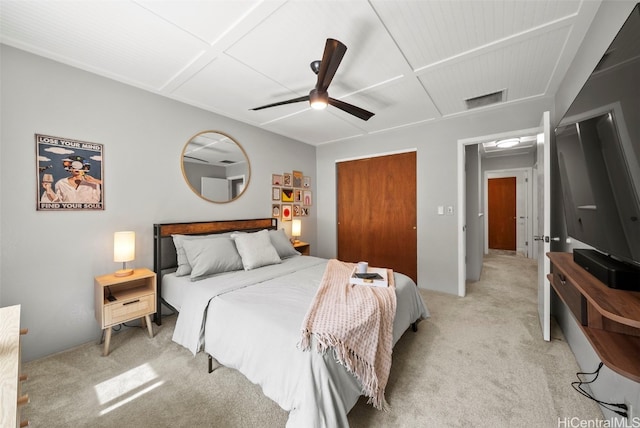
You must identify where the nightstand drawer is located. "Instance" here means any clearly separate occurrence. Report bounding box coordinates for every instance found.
[104,293,154,326]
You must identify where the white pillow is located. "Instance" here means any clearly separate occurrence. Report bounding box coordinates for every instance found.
[181,236,243,280]
[269,229,300,259]
[231,229,282,270]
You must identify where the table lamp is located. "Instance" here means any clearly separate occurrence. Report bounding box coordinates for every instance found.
[114,231,135,277]
[291,219,301,244]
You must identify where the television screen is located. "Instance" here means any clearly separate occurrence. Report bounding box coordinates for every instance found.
[555,4,640,267]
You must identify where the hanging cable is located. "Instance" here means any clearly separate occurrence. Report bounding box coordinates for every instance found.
[571,362,628,418]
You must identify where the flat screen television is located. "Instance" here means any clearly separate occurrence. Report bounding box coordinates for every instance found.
[555,4,640,286]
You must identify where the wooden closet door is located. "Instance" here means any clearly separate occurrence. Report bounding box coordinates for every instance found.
[337,152,417,282]
[488,177,516,250]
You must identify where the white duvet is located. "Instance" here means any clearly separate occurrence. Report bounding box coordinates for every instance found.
[172,256,429,427]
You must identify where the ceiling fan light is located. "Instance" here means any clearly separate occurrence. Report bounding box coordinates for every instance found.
[496,138,520,148]
[309,90,328,110]
[311,100,327,110]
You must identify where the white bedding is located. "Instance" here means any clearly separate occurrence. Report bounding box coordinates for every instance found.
[170,256,429,427]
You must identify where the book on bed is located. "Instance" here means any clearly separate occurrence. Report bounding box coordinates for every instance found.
[349,267,389,287]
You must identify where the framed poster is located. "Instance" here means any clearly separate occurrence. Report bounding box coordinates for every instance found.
[272,204,281,218]
[272,174,283,186]
[303,190,312,206]
[283,172,292,186]
[272,187,281,201]
[282,188,294,202]
[292,170,303,187]
[281,204,292,221]
[36,134,104,211]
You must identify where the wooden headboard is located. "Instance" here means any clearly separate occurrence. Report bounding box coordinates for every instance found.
[152,218,277,324]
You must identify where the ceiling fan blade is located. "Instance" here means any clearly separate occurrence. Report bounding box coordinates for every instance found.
[316,39,347,93]
[251,95,309,111]
[328,98,375,121]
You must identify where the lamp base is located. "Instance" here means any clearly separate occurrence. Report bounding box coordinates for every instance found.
[114,268,134,277]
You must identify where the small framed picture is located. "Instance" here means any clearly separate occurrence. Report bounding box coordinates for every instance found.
[281,204,292,221]
[293,170,303,187]
[293,204,300,217]
[272,174,283,186]
[283,172,292,186]
[301,207,309,216]
[303,190,312,206]
[282,188,294,202]
[272,187,280,201]
[294,189,302,202]
[272,204,281,218]
[36,134,104,211]
[303,176,311,188]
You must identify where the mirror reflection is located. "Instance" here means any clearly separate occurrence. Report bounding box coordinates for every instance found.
[181,131,250,203]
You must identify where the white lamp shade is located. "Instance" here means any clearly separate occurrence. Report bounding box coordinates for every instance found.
[114,231,135,262]
[292,219,302,237]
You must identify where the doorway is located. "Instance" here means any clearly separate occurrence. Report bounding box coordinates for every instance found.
[457,125,542,296]
[484,168,533,257]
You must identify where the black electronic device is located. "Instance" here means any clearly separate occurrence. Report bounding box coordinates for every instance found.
[106,286,117,301]
[555,4,640,275]
[573,249,640,291]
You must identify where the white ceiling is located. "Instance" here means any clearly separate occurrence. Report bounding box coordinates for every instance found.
[0,0,602,146]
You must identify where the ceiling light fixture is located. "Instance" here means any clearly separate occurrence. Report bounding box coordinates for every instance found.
[496,138,520,148]
[309,89,328,110]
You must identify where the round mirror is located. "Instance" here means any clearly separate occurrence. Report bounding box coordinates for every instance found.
[181,131,251,203]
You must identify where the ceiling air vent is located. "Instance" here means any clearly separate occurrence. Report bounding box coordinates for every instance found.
[465,90,505,110]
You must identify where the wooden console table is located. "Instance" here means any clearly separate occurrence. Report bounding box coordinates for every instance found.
[548,252,640,382]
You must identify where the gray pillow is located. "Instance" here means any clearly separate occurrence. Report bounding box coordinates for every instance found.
[269,229,300,259]
[231,229,282,270]
[172,234,209,276]
[181,236,243,280]
[172,232,234,276]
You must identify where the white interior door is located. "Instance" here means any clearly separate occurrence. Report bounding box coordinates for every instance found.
[536,111,552,341]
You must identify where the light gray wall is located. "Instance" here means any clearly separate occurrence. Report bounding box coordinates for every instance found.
[0,45,316,361]
[316,97,553,294]
[551,0,640,422]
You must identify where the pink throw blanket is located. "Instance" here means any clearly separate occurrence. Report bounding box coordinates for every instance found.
[299,259,397,410]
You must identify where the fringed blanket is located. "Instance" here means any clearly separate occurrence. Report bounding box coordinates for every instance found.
[299,259,397,410]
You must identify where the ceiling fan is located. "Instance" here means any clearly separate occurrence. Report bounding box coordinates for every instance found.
[251,38,375,121]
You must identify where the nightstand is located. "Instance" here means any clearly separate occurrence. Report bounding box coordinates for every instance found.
[293,241,310,256]
[94,268,156,356]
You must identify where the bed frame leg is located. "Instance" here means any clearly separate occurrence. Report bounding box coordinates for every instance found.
[411,322,418,332]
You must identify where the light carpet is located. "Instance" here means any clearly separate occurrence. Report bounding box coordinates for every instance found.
[21,252,602,427]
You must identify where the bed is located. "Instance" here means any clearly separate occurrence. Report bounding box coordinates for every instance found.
[153,218,429,427]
